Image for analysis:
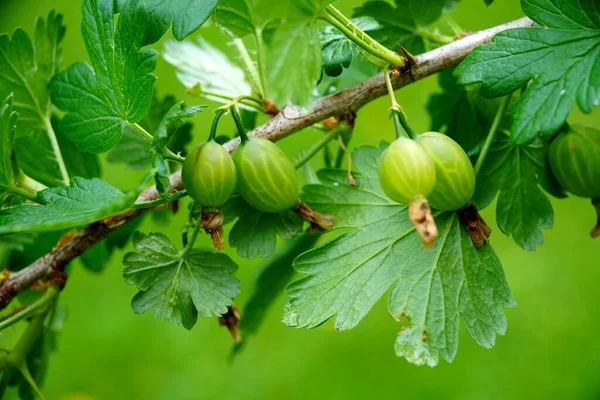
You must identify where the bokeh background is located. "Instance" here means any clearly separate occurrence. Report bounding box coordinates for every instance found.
[1,0,599,399]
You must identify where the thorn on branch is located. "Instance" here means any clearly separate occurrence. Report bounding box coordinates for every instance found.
[457,204,492,248]
[397,45,417,69]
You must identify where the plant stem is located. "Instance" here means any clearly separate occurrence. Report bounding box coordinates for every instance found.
[20,175,47,191]
[194,88,263,112]
[6,313,47,399]
[474,93,512,176]
[322,5,405,67]
[230,106,250,142]
[129,122,154,141]
[44,119,70,185]
[134,190,188,209]
[0,286,58,332]
[294,125,345,169]
[209,109,227,141]
[384,66,417,139]
[442,11,464,36]
[417,28,455,45]
[162,150,186,163]
[8,184,39,203]
[128,122,185,163]
[254,30,269,99]
[181,217,202,258]
[232,38,266,97]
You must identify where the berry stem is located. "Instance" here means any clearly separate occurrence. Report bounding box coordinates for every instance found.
[209,109,227,141]
[230,106,250,143]
[384,65,417,139]
[474,93,512,177]
[294,122,350,169]
[182,213,202,258]
[0,286,58,332]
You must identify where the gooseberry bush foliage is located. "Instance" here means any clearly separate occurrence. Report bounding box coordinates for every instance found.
[0,0,599,395]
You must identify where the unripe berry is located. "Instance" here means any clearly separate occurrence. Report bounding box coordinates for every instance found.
[378,137,437,204]
[233,138,299,213]
[417,132,475,211]
[182,141,237,208]
[549,124,600,199]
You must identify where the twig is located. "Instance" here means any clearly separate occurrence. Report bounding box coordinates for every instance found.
[0,17,536,311]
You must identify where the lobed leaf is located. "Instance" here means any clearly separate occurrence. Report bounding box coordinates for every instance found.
[220,196,304,259]
[353,0,448,54]
[0,176,149,235]
[319,17,381,77]
[50,0,208,154]
[214,0,260,38]
[426,69,492,155]
[163,39,252,105]
[0,11,74,186]
[266,18,322,105]
[473,133,559,251]
[123,231,240,329]
[108,95,194,169]
[283,145,515,366]
[454,0,600,144]
[0,95,19,196]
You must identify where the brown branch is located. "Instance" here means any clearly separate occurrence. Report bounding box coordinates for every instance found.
[0,17,535,311]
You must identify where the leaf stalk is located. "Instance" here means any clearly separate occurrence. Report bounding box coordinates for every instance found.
[474,93,512,176]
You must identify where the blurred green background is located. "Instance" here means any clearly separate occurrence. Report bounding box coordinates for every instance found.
[1,0,599,399]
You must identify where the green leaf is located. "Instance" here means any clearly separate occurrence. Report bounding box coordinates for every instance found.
[427,69,491,155]
[80,216,143,273]
[283,145,514,366]
[0,175,150,235]
[79,241,110,273]
[54,119,101,179]
[267,19,322,105]
[232,233,319,357]
[137,0,218,41]
[353,0,448,54]
[108,95,194,169]
[220,195,304,259]
[16,303,65,400]
[106,127,151,169]
[122,231,240,329]
[0,95,19,195]
[15,115,100,186]
[152,154,170,198]
[214,0,259,38]
[0,11,70,186]
[0,233,36,252]
[152,102,203,144]
[163,39,252,104]
[50,0,173,154]
[473,133,556,251]
[454,0,600,145]
[320,17,381,77]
